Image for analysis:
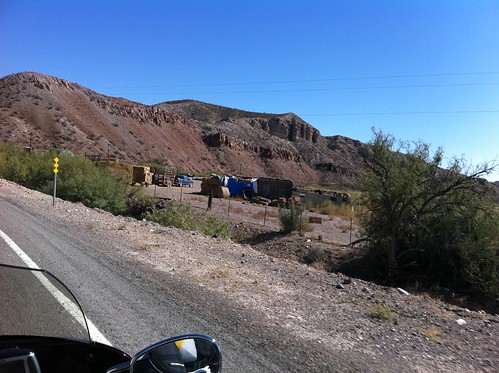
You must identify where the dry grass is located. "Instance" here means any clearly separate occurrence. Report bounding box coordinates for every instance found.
[251,211,265,220]
[367,303,394,321]
[251,208,279,220]
[190,195,205,203]
[337,223,352,233]
[422,326,442,342]
[310,201,356,221]
[302,246,324,264]
[231,229,252,242]
[137,242,150,251]
[210,268,232,279]
[300,222,314,233]
[230,207,245,214]
[85,222,96,231]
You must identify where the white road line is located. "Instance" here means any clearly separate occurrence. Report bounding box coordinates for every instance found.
[0,228,112,346]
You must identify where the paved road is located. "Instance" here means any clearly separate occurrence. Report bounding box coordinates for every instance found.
[0,198,300,372]
[0,264,88,340]
[0,196,375,372]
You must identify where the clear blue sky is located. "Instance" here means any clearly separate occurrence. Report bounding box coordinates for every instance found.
[1,0,498,181]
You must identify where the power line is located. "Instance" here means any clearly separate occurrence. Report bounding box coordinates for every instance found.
[94,71,499,89]
[302,110,499,117]
[105,82,499,97]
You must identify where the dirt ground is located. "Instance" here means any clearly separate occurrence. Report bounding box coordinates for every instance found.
[147,180,499,312]
[3,178,498,372]
[146,180,360,273]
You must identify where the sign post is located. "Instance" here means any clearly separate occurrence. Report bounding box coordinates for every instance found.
[53,157,59,206]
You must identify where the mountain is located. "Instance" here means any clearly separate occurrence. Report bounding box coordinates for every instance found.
[0,72,365,184]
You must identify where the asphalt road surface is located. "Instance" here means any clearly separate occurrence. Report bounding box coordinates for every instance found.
[0,198,288,372]
[0,196,373,372]
[0,265,88,340]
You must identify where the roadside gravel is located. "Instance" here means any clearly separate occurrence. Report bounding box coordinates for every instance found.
[1,179,498,372]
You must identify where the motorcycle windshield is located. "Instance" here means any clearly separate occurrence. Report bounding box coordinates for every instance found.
[0,264,90,342]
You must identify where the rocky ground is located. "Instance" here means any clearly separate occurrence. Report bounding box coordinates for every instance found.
[1,178,498,372]
[148,181,362,272]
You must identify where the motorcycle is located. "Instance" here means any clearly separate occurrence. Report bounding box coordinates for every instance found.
[0,263,222,373]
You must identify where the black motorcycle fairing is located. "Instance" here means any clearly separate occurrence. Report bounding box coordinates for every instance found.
[0,336,130,373]
[0,347,41,373]
[0,264,222,373]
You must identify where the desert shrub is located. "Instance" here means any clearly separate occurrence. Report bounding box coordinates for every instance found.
[302,246,324,264]
[300,222,314,233]
[367,303,394,321]
[0,145,232,237]
[0,145,132,215]
[0,145,53,188]
[127,189,156,218]
[42,154,131,214]
[359,129,499,310]
[278,203,303,233]
[458,211,499,306]
[422,326,442,342]
[146,201,231,238]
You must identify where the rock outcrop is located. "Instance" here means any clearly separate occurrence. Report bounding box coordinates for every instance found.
[203,132,302,162]
[156,100,320,144]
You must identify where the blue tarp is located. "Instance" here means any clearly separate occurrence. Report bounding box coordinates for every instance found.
[227,176,255,198]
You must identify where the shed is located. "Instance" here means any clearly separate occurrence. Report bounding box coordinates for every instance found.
[257,177,293,199]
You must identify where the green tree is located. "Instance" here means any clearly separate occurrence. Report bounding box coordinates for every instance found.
[358,130,498,298]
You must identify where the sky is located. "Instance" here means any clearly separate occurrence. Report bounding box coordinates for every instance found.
[1,0,498,181]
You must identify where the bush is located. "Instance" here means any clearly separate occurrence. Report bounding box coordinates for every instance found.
[0,145,53,188]
[0,145,232,240]
[367,303,394,321]
[126,190,156,218]
[459,211,499,306]
[0,145,133,215]
[278,203,303,233]
[359,129,499,310]
[146,201,231,238]
[301,246,324,265]
[43,155,131,214]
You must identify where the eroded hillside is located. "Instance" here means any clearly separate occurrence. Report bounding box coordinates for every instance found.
[0,72,365,184]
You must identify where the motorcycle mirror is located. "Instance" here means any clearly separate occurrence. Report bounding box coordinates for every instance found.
[130,334,222,373]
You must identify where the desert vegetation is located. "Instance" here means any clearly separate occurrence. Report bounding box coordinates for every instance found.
[356,130,499,310]
[0,144,130,214]
[1,134,498,311]
[145,200,231,238]
[278,202,304,233]
[0,144,231,237]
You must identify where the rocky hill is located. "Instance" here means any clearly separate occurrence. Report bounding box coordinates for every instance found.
[0,72,365,184]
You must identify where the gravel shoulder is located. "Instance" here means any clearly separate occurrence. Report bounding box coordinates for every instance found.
[1,179,498,372]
